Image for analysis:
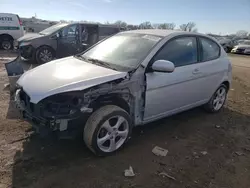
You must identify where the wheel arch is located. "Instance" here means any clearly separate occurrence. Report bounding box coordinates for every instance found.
[88,93,131,115]
[0,34,14,41]
[221,80,230,90]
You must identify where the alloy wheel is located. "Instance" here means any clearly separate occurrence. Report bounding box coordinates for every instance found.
[213,87,226,111]
[39,49,53,62]
[97,115,129,153]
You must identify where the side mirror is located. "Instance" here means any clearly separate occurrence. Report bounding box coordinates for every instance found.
[51,33,59,39]
[151,60,175,73]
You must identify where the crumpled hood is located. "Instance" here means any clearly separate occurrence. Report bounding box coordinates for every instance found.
[17,33,44,42]
[17,56,128,103]
[234,44,250,49]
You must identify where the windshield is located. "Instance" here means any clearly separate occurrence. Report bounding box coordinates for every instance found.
[82,33,162,71]
[39,23,69,35]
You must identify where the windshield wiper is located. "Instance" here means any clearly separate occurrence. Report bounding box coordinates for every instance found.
[76,55,116,70]
[87,58,112,68]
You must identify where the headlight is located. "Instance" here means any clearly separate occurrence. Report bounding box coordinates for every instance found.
[19,41,31,47]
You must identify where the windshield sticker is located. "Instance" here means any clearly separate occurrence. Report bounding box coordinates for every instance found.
[142,35,161,42]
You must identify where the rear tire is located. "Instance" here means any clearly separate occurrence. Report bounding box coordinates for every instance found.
[1,37,13,50]
[84,105,132,156]
[35,46,55,64]
[204,84,228,113]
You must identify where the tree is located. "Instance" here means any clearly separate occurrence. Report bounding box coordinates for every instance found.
[114,20,127,28]
[139,21,152,29]
[179,22,197,32]
[158,23,176,30]
[236,30,248,38]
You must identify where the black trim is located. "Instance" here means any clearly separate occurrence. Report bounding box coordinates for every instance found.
[196,36,202,62]
[197,36,221,63]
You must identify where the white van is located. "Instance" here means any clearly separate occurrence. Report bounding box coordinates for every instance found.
[0,13,25,50]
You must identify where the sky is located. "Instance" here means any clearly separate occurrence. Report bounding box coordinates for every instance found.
[0,0,250,35]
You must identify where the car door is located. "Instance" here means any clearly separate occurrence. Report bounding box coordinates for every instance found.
[195,37,227,100]
[56,24,81,58]
[144,36,207,122]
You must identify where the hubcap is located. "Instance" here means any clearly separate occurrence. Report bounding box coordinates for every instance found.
[2,41,11,50]
[97,116,129,153]
[213,87,226,111]
[39,49,53,62]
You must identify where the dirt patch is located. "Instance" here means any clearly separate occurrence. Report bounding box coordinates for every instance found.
[0,52,250,188]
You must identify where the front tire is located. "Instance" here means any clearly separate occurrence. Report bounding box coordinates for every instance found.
[204,84,228,113]
[84,105,132,156]
[35,46,55,64]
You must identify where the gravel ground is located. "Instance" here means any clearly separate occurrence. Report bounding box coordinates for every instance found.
[0,52,250,188]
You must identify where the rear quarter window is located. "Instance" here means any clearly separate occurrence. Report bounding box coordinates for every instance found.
[200,37,220,61]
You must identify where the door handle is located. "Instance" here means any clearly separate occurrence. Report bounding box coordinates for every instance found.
[192,68,200,75]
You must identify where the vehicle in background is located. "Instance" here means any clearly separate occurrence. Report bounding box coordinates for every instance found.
[15,30,232,155]
[231,40,250,54]
[16,22,121,64]
[0,13,25,50]
[217,37,237,53]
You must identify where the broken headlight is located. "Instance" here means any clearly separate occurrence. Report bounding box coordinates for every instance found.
[41,93,82,118]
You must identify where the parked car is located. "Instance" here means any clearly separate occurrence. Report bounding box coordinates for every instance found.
[231,40,250,54]
[0,13,25,50]
[16,22,121,64]
[14,30,232,155]
[217,37,237,53]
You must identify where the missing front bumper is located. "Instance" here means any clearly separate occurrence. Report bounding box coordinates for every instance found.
[15,89,70,134]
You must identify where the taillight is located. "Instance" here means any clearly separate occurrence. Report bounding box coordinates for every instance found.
[17,15,22,26]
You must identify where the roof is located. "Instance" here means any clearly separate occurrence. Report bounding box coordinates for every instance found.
[121,29,183,37]
[67,22,120,28]
[120,29,215,40]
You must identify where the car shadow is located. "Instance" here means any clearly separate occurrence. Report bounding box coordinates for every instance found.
[10,107,250,188]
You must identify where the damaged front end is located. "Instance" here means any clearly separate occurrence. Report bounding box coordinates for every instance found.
[15,75,143,138]
[15,89,93,137]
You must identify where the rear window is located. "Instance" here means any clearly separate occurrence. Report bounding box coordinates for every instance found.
[200,37,220,61]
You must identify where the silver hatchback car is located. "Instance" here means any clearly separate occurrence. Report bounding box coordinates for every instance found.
[15,29,232,155]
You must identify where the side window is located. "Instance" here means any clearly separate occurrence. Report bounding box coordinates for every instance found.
[60,24,78,38]
[99,27,119,36]
[200,37,220,61]
[154,37,198,67]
